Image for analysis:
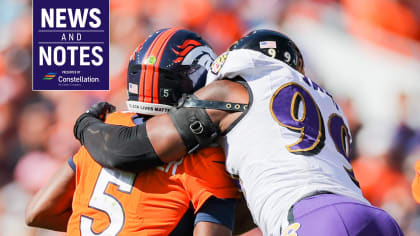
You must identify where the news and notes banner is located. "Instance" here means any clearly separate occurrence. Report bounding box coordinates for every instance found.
[33,0,109,90]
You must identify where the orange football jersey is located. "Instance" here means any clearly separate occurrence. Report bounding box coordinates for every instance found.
[67,112,239,235]
[412,159,420,204]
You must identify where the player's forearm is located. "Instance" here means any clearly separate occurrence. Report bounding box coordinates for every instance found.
[73,80,248,172]
[74,107,218,171]
[26,163,75,231]
[26,209,72,231]
[77,116,165,171]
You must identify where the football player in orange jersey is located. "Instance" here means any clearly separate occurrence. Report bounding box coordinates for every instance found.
[412,159,420,204]
[73,29,402,236]
[26,28,241,235]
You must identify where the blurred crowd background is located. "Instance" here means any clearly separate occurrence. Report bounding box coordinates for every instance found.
[0,0,420,235]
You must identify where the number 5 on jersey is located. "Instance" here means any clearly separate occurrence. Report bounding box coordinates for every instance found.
[81,168,136,235]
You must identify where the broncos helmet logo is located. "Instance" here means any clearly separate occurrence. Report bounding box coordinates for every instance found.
[181,45,216,68]
[172,39,217,69]
[172,40,203,63]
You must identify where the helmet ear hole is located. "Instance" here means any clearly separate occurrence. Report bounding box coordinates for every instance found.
[128,64,141,76]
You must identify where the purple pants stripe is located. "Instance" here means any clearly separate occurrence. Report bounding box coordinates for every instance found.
[285,193,404,236]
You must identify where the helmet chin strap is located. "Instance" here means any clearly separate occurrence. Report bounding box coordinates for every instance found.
[177,94,248,112]
[126,101,173,116]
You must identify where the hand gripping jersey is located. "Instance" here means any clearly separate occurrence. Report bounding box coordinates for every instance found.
[207,49,369,235]
[67,112,239,236]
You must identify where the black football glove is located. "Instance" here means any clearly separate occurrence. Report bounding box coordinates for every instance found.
[74,102,116,144]
[86,101,116,121]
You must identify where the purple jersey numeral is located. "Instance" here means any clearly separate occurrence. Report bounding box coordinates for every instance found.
[270,82,325,155]
[270,82,359,187]
[328,114,351,161]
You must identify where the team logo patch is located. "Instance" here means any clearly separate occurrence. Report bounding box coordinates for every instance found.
[210,52,228,75]
[260,41,277,49]
[282,222,301,236]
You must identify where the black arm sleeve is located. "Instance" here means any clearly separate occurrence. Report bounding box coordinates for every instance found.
[77,116,163,172]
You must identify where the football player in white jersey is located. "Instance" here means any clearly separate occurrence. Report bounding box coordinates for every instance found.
[74,29,403,236]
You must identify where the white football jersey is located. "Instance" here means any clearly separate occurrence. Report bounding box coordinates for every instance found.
[207,49,369,236]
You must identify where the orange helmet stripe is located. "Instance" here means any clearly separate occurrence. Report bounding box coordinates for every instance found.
[151,28,181,103]
[141,28,181,103]
[140,28,182,103]
[139,33,162,102]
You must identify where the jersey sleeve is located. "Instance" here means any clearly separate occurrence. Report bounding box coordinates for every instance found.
[71,147,89,169]
[207,50,255,86]
[194,197,236,230]
[70,146,92,185]
[412,159,420,204]
[180,147,240,213]
[67,156,76,172]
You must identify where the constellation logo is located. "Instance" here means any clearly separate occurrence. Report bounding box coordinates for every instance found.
[43,72,57,80]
